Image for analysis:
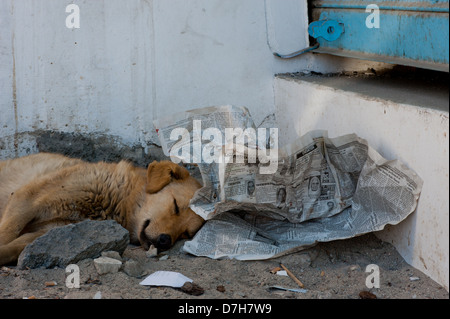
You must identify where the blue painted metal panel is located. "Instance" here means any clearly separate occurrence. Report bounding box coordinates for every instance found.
[313,0,450,13]
[311,0,449,71]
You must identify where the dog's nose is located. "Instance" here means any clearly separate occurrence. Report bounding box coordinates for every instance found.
[156,234,172,250]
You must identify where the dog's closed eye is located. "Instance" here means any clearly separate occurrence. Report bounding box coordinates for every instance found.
[142,219,150,229]
[173,199,180,215]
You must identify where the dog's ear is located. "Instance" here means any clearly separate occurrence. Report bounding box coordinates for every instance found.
[146,160,190,194]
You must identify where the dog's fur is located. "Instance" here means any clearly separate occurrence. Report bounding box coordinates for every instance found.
[0,153,204,266]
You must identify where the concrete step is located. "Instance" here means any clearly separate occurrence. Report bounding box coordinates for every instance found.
[274,69,449,291]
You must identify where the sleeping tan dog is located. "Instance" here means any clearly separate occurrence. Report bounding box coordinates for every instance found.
[0,153,204,266]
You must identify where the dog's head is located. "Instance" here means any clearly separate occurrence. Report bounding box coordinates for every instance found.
[134,161,204,251]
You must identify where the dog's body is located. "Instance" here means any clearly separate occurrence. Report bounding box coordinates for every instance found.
[0,153,204,266]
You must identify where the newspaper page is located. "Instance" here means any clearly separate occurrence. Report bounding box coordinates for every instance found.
[154,105,423,260]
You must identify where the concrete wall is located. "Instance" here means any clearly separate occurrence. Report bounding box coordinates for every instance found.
[0,0,387,157]
[274,74,449,290]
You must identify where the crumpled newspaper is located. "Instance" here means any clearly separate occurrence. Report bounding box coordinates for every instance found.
[154,105,423,260]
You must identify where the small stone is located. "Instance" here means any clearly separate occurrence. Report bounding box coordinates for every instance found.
[101,250,122,261]
[181,282,204,296]
[349,265,360,271]
[216,285,226,293]
[94,256,122,275]
[146,245,158,258]
[123,259,146,278]
[359,291,377,299]
[93,291,102,299]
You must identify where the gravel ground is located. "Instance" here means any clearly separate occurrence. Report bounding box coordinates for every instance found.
[0,233,447,300]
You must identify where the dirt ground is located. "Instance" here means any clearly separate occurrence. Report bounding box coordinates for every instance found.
[0,233,447,300]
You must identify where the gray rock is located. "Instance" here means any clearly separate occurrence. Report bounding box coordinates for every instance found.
[17,220,129,269]
[123,259,146,278]
[94,256,122,275]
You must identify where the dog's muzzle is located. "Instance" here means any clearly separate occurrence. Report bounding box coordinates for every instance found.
[139,219,172,251]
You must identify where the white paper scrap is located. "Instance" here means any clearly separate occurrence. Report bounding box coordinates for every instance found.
[139,271,193,288]
[269,285,308,293]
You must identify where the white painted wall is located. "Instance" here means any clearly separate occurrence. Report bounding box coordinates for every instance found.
[0,0,387,152]
[275,76,449,290]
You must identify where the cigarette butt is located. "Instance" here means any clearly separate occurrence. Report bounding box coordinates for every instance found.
[270,266,282,274]
[44,281,57,287]
[280,263,304,288]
